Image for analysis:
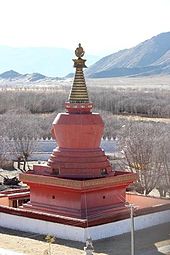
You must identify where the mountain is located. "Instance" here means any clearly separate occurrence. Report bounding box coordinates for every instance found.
[21,73,46,82]
[86,32,170,78]
[0,70,47,81]
[0,70,21,79]
[0,70,63,87]
[0,46,99,77]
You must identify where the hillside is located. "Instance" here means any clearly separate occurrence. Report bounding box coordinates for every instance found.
[86,32,170,78]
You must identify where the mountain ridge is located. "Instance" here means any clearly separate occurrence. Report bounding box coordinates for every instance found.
[1,32,170,79]
[0,70,62,86]
[86,32,170,77]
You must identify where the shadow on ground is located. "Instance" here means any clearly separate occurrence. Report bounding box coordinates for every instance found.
[94,222,170,255]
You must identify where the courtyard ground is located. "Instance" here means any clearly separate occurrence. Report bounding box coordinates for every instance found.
[0,223,170,255]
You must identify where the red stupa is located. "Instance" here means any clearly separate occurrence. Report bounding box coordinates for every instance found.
[20,44,136,221]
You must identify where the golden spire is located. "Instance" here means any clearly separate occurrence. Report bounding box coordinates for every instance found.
[68,43,89,103]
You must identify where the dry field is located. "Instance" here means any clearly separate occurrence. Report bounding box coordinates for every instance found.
[1,75,170,90]
[87,75,170,89]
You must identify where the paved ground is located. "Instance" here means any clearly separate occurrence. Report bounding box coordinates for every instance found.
[0,223,170,255]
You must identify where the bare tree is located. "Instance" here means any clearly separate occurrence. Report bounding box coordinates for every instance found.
[156,127,170,197]
[0,115,12,169]
[3,113,38,171]
[119,122,166,195]
[0,136,7,168]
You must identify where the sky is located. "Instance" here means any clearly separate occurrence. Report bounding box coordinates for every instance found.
[0,0,170,56]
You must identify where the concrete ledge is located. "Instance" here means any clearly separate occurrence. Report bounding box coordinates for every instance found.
[0,206,170,242]
[0,212,85,242]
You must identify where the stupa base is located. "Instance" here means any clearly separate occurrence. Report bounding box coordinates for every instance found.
[20,169,137,220]
[22,200,128,221]
[1,193,169,242]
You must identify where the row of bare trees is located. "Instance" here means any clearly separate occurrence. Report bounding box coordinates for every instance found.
[91,87,170,118]
[0,87,170,117]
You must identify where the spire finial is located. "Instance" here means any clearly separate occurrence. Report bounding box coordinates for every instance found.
[73,43,87,68]
[65,44,93,113]
[75,43,85,58]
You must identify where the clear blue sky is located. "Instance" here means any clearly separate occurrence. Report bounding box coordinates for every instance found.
[0,0,170,56]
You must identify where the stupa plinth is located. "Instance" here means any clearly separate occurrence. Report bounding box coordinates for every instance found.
[20,44,137,221]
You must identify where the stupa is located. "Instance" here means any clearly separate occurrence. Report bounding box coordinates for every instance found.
[20,44,136,221]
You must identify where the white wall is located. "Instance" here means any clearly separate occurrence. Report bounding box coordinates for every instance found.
[87,210,170,241]
[0,210,169,242]
[0,213,84,242]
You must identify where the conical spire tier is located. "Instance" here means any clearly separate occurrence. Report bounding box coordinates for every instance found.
[65,44,93,114]
[69,67,89,103]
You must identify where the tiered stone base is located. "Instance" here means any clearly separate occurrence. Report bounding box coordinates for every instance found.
[20,170,137,220]
[48,147,112,179]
